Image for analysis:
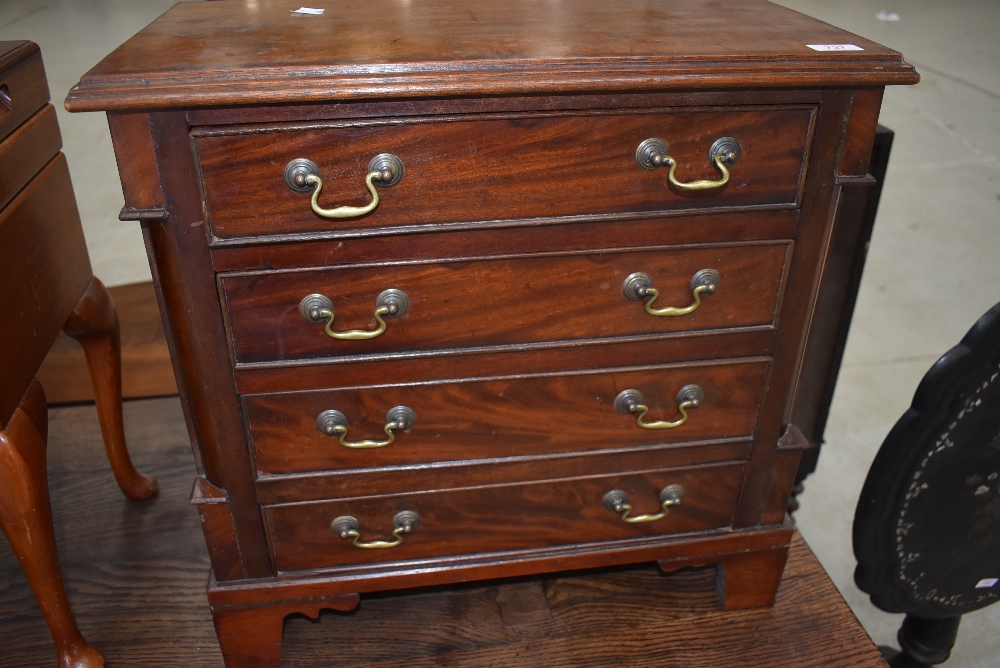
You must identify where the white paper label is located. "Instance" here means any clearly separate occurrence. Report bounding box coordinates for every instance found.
[975,578,999,589]
[291,7,325,15]
[807,44,864,52]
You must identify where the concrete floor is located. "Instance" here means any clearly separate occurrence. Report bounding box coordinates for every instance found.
[775,2,1000,665]
[2,0,999,664]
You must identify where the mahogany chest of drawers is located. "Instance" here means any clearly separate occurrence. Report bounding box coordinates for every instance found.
[67,1,917,664]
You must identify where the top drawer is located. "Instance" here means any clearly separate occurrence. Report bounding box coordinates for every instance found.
[0,42,49,143]
[196,107,814,240]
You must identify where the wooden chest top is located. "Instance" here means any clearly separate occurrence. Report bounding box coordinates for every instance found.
[65,0,916,112]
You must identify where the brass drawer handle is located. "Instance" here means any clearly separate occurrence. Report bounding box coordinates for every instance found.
[622,269,719,317]
[615,385,704,430]
[284,154,404,219]
[316,406,417,449]
[636,137,740,191]
[331,511,420,549]
[299,289,408,340]
[603,485,685,523]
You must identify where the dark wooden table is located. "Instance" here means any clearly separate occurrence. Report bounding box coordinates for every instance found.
[0,396,887,667]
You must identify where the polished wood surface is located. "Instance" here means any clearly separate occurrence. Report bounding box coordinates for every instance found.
[211,206,801,270]
[0,104,61,210]
[223,243,789,363]
[0,381,104,668]
[62,279,159,502]
[64,0,916,112]
[255,439,752,507]
[197,108,812,238]
[266,462,745,572]
[0,41,49,139]
[246,360,766,474]
[0,156,92,425]
[68,3,915,664]
[0,397,887,667]
[139,111,274,578]
[236,328,779,396]
[791,125,896,503]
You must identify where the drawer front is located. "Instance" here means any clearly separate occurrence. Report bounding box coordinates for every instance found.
[0,105,61,210]
[266,462,744,572]
[223,243,789,364]
[0,43,49,143]
[197,107,814,239]
[247,359,767,475]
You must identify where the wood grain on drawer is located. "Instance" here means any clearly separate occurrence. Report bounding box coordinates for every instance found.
[222,243,789,364]
[265,461,744,572]
[246,359,767,475]
[196,108,814,239]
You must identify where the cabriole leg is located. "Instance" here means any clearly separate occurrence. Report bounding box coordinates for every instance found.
[0,380,104,668]
[63,277,158,502]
